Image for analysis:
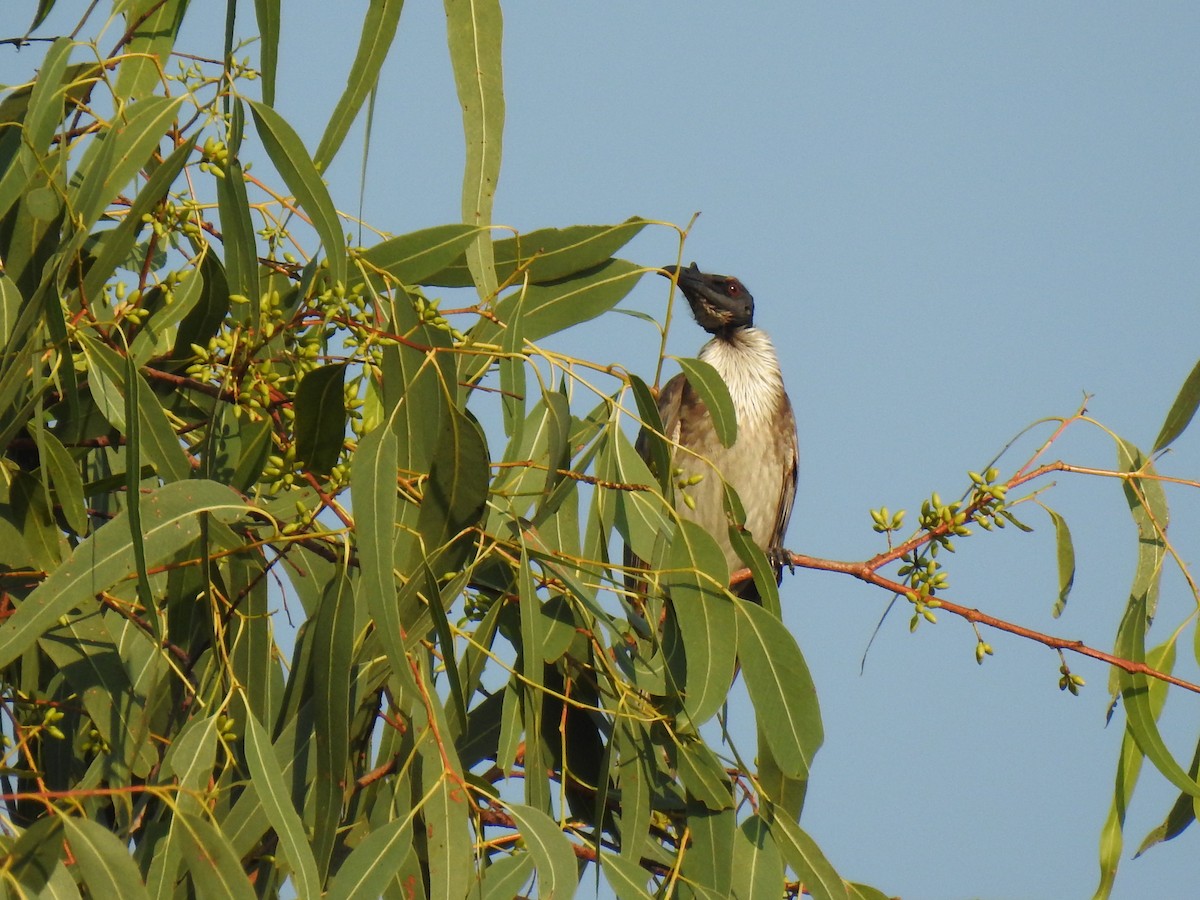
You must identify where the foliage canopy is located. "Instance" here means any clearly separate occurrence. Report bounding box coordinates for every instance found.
[0,3,1198,898]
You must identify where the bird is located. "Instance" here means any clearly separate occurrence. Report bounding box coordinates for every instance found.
[649,262,798,601]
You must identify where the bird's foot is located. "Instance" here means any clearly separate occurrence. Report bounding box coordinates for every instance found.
[768,545,795,574]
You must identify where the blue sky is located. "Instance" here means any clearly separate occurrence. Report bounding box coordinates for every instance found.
[7,2,1200,897]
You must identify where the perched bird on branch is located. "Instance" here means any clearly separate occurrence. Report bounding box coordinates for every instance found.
[652,262,798,601]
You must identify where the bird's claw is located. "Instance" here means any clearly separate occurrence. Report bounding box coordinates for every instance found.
[768,545,794,574]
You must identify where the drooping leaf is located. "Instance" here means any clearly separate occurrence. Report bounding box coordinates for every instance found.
[355,224,483,288]
[505,804,578,900]
[599,852,654,900]
[664,519,736,726]
[444,0,504,300]
[418,740,472,900]
[214,124,258,305]
[415,405,489,559]
[472,258,645,351]
[676,357,737,448]
[476,852,535,900]
[1042,504,1076,618]
[0,480,246,668]
[1134,734,1200,858]
[176,813,258,900]
[680,800,736,899]
[69,95,185,236]
[249,99,347,286]
[673,733,733,811]
[731,815,786,900]
[771,815,850,900]
[76,332,192,482]
[61,816,152,900]
[595,418,670,567]
[736,601,822,779]
[130,267,205,365]
[253,0,281,106]
[242,711,321,899]
[311,568,355,879]
[424,218,649,287]
[114,0,187,102]
[1151,357,1200,454]
[38,427,87,535]
[294,362,348,475]
[314,0,405,170]
[325,817,415,900]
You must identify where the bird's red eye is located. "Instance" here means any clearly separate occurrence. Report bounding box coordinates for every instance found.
[726,281,740,296]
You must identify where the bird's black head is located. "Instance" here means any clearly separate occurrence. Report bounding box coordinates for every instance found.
[661,262,754,334]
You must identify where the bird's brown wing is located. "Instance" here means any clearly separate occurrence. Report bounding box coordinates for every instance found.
[768,394,800,579]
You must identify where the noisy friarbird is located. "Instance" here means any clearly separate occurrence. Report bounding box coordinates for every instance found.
[652,262,798,600]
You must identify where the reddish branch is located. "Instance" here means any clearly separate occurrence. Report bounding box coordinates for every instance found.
[746,552,1200,695]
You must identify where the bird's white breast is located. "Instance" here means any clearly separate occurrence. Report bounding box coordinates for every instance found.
[698,327,787,428]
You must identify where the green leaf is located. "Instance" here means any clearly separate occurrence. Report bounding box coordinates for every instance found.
[665,519,736,726]
[731,815,785,900]
[517,547,549,812]
[176,813,257,900]
[674,734,733,811]
[628,372,672,489]
[243,711,321,898]
[596,419,670,566]
[420,745,473,900]
[40,613,158,778]
[253,0,281,106]
[0,271,21,347]
[130,267,204,365]
[473,259,645,352]
[311,568,356,878]
[676,357,737,448]
[76,332,192,482]
[325,818,415,900]
[736,601,823,779]
[8,815,66,895]
[215,145,258,303]
[1134,734,1200,857]
[846,884,892,900]
[755,723,808,824]
[499,278,527,438]
[69,95,185,235]
[38,428,87,535]
[0,37,71,223]
[249,99,347,285]
[0,480,246,669]
[60,816,151,900]
[314,0,405,170]
[680,801,736,898]
[1043,505,1076,618]
[1152,357,1200,454]
[477,853,535,900]
[725,491,782,616]
[771,816,849,900]
[505,804,578,900]
[1093,641,1174,897]
[599,851,654,900]
[424,218,649,287]
[614,721,653,866]
[416,405,489,557]
[114,0,186,102]
[293,362,348,475]
[355,224,483,287]
[1116,597,1197,797]
[444,0,505,300]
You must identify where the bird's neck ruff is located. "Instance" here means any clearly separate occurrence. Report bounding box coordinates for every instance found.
[699,327,786,427]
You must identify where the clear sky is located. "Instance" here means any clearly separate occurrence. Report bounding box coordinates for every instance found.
[6,3,1200,897]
